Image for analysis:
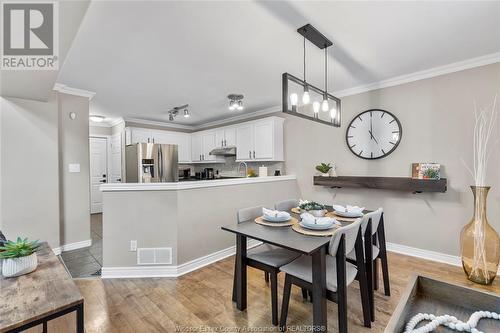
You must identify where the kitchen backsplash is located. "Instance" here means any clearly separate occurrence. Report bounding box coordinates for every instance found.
[180,157,285,177]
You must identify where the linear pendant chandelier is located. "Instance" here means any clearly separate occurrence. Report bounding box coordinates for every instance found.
[282,24,341,127]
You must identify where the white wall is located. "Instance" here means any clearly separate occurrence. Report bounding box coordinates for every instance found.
[0,96,60,248]
[282,63,500,257]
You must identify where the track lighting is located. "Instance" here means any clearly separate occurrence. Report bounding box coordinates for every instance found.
[183,109,190,118]
[228,94,244,111]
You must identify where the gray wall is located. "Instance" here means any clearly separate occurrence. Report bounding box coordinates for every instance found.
[280,63,500,257]
[0,95,60,247]
[102,179,300,267]
[58,93,91,245]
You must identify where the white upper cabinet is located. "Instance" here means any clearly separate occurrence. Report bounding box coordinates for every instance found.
[215,127,237,147]
[129,128,153,143]
[191,133,202,162]
[190,131,225,163]
[201,131,217,161]
[235,117,284,162]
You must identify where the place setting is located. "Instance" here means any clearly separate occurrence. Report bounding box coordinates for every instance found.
[254,207,298,227]
[326,204,365,222]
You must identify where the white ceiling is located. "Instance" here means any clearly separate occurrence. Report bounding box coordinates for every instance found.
[55,1,500,125]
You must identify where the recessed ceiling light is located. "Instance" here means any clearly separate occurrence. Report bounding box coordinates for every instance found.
[89,115,105,123]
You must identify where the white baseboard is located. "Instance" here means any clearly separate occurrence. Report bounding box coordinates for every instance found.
[52,239,92,255]
[386,242,461,267]
[102,239,262,279]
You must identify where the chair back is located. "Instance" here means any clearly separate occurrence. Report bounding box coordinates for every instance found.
[237,206,263,224]
[363,208,383,236]
[274,199,299,212]
[329,218,362,257]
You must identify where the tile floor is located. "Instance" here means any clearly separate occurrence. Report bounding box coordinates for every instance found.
[61,213,102,278]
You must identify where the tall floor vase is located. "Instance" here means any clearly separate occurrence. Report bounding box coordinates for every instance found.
[460,186,499,285]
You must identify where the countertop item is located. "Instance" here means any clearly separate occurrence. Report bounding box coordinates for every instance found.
[101,175,296,191]
[0,243,84,333]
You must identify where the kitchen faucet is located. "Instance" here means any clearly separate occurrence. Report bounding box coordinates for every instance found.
[237,161,248,178]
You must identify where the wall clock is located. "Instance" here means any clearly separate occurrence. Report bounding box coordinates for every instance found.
[346,109,402,159]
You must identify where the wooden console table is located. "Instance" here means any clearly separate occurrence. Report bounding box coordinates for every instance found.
[0,242,84,333]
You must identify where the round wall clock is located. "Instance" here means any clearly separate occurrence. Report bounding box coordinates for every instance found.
[346,109,402,159]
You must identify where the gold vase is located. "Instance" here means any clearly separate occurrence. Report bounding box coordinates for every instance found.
[460,186,500,285]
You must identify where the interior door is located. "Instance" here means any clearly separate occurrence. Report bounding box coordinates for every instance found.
[253,120,274,159]
[236,124,254,160]
[109,133,122,183]
[90,137,108,214]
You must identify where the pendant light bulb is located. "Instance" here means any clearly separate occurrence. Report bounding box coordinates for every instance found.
[313,101,320,114]
[237,100,243,110]
[183,109,190,118]
[321,98,329,112]
[302,89,310,105]
[290,93,298,106]
[330,106,337,119]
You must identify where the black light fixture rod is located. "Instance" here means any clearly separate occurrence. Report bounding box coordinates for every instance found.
[303,36,306,83]
[324,47,328,95]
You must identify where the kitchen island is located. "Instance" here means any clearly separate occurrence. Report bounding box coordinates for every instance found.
[100,175,298,278]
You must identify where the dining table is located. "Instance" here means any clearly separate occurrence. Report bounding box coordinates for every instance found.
[221,206,368,332]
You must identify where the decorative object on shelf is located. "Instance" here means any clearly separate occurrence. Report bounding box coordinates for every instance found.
[0,237,40,278]
[412,163,441,180]
[165,104,189,121]
[315,162,332,177]
[282,24,341,127]
[313,176,447,193]
[404,311,499,333]
[346,109,402,159]
[460,96,499,285]
[298,200,326,217]
[228,94,244,111]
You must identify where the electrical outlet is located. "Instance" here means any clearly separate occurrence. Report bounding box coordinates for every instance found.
[130,240,137,252]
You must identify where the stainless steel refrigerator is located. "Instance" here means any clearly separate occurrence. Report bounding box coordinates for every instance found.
[125,143,178,183]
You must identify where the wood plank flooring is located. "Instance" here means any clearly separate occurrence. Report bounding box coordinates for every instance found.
[24,252,499,333]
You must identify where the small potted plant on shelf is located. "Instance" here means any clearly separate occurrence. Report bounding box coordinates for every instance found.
[298,200,327,217]
[315,163,333,177]
[0,237,40,278]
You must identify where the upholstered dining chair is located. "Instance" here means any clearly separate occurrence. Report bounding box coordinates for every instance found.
[346,208,390,322]
[231,206,301,325]
[279,218,372,332]
[274,199,299,212]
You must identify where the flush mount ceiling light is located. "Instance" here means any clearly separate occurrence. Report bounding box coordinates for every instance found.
[228,94,244,111]
[89,115,105,123]
[282,24,341,127]
[166,104,189,121]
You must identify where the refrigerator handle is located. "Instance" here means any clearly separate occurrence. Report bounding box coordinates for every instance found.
[159,145,163,181]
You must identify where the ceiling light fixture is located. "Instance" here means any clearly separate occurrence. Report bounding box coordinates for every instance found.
[228,94,244,111]
[166,104,189,121]
[282,24,341,127]
[89,115,105,123]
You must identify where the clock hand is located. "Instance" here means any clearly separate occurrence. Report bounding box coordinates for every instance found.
[369,130,379,144]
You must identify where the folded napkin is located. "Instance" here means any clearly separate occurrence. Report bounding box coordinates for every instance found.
[263,207,291,219]
[301,212,339,226]
[332,204,365,214]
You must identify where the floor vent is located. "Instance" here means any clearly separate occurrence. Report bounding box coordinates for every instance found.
[137,248,172,265]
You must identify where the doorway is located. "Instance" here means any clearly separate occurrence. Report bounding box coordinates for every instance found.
[90,137,108,213]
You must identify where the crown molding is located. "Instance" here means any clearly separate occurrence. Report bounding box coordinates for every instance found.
[334,51,500,97]
[124,117,194,130]
[53,83,96,100]
[194,106,281,130]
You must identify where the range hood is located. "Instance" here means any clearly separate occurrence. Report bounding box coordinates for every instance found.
[209,146,236,156]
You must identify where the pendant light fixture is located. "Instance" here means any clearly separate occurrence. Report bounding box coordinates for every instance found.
[228,94,244,111]
[282,24,341,127]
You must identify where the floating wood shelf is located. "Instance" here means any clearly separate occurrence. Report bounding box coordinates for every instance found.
[313,176,447,193]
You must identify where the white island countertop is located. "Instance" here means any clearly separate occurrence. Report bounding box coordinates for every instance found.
[100,175,296,192]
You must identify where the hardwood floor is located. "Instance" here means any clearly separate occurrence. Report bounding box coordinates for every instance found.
[25,252,499,333]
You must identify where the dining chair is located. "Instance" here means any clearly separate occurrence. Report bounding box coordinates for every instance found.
[346,208,390,322]
[274,199,299,212]
[231,205,301,325]
[279,218,371,332]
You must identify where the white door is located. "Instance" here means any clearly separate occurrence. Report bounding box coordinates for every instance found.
[90,137,108,214]
[254,120,274,159]
[202,132,217,161]
[109,134,122,183]
[236,124,254,160]
[225,127,237,147]
[191,134,202,162]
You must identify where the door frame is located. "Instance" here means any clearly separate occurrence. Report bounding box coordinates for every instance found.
[89,135,110,214]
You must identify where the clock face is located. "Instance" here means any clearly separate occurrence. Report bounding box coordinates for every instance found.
[346,109,402,159]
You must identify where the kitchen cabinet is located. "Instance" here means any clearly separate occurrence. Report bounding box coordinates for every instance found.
[129,128,154,143]
[191,131,224,163]
[235,117,284,162]
[215,127,236,147]
[191,133,202,162]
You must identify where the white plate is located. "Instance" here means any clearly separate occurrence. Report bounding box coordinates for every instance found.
[262,215,291,222]
[300,221,335,230]
[333,210,363,218]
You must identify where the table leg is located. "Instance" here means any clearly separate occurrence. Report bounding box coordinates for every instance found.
[235,234,247,311]
[76,303,84,333]
[312,245,327,332]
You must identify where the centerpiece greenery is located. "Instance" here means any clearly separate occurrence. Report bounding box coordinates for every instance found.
[0,237,40,278]
[298,201,325,211]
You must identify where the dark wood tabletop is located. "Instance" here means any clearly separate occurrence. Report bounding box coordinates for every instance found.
[0,242,84,333]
